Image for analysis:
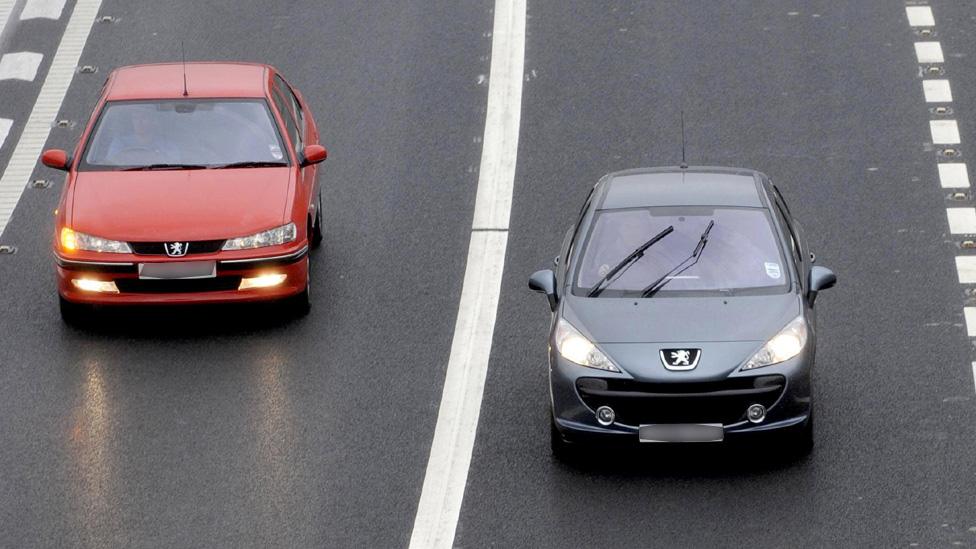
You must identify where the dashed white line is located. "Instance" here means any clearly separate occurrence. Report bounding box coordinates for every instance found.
[965,308,976,337]
[938,163,970,188]
[955,256,976,283]
[409,0,525,547]
[930,119,960,144]
[20,0,67,20]
[923,79,952,103]
[0,118,12,150]
[0,0,104,238]
[946,208,976,234]
[915,41,945,64]
[906,6,935,27]
[0,0,16,38]
[0,52,44,81]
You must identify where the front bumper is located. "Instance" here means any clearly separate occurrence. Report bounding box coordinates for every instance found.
[56,245,308,305]
[549,347,813,444]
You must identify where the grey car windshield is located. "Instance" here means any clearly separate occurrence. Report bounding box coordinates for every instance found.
[574,206,790,297]
[80,99,288,169]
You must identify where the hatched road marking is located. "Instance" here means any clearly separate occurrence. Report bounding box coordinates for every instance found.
[0,119,11,151]
[0,0,103,238]
[409,0,525,547]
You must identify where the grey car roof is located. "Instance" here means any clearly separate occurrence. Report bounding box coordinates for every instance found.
[598,166,766,209]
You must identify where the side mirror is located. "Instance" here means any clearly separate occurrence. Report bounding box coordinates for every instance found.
[300,144,327,167]
[808,265,836,305]
[528,269,557,311]
[42,149,71,171]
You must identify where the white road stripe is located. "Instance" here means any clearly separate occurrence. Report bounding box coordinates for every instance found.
[972,362,976,393]
[906,6,935,27]
[947,208,976,234]
[20,0,67,20]
[915,41,945,64]
[409,0,525,547]
[965,308,976,337]
[930,119,960,144]
[0,0,16,38]
[0,0,103,238]
[0,52,44,81]
[923,79,952,102]
[0,118,11,150]
[956,256,976,283]
[939,163,970,188]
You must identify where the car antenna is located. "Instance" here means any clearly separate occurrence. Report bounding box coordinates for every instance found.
[679,110,688,169]
[181,41,189,97]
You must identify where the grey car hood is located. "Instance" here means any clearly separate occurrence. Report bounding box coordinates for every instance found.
[561,293,801,381]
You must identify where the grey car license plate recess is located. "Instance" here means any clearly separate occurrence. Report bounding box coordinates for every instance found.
[639,423,724,443]
[138,261,216,280]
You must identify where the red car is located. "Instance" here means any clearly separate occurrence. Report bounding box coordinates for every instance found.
[44,62,327,322]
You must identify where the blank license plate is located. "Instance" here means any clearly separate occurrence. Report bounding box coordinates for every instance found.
[138,261,216,280]
[639,424,724,443]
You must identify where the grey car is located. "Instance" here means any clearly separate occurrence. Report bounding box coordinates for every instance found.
[529,166,836,458]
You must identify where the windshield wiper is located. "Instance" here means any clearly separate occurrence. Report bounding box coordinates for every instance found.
[641,220,714,298]
[122,163,208,171]
[587,225,674,298]
[209,161,288,169]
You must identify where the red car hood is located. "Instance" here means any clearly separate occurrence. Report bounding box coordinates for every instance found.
[69,168,293,241]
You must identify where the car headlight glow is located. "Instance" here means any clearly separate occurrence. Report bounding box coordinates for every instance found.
[222,223,297,250]
[741,315,808,370]
[60,227,131,253]
[554,318,620,372]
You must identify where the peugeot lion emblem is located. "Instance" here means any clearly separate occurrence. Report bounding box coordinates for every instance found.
[660,348,701,371]
[165,242,189,257]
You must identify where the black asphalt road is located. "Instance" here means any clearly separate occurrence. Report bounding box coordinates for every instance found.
[0,1,974,548]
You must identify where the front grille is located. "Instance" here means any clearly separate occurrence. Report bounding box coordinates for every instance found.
[576,375,786,426]
[129,240,225,256]
[115,276,241,294]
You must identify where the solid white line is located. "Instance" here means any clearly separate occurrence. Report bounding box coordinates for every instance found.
[955,256,976,283]
[923,79,952,103]
[0,118,11,150]
[947,208,976,234]
[0,52,44,81]
[915,41,944,64]
[20,0,67,20]
[930,120,960,144]
[0,0,103,238]
[906,6,935,27]
[965,308,976,337]
[939,163,970,188]
[409,0,525,547]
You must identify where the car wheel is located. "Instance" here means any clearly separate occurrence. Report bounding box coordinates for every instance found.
[59,296,89,325]
[311,194,323,249]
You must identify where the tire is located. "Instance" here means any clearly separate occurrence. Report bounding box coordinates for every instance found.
[59,296,89,325]
[311,194,323,249]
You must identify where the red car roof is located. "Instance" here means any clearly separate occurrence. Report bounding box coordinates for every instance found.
[104,62,270,100]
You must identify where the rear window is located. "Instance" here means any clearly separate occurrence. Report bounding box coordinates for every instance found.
[79,99,288,170]
[573,206,790,297]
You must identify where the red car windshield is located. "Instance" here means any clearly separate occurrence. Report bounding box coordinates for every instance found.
[79,99,289,170]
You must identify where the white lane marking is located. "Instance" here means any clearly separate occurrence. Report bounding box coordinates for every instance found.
[947,208,976,234]
[409,0,525,547]
[930,120,961,144]
[972,362,976,393]
[0,119,11,150]
[906,6,935,27]
[0,52,44,81]
[939,163,970,188]
[965,308,976,337]
[956,256,976,283]
[923,79,952,102]
[0,0,103,238]
[0,0,16,39]
[20,0,67,20]
[915,41,945,64]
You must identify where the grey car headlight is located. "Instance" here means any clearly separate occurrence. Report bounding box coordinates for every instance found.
[554,318,620,372]
[60,227,132,253]
[222,222,297,250]
[741,315,808,370]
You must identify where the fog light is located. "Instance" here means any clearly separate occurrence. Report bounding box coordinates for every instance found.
[71,278,119,293]
[747,404,766,424]
[596,406,615,426]
[239,273,287,290]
